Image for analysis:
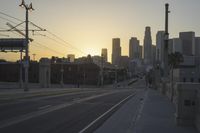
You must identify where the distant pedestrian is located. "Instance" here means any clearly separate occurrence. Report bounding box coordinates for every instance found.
[148,77,152,88]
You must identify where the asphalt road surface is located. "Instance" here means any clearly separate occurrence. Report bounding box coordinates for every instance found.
[0,83,144,133]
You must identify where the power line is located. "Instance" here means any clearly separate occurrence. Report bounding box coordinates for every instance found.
[0,16,19,25]
[0,11,23,22]
[46,30,87,55]
[0,12,87,56]
[29,22,87,55]
[45,35,70,49]
[32,41,66,56]
[0,14,64,56]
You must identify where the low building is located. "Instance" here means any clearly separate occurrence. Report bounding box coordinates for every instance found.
[173,56,200,83]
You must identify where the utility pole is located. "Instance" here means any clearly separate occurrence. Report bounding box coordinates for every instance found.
[164,3,170,78]
[161,3,170,95]
[19,0,34,91]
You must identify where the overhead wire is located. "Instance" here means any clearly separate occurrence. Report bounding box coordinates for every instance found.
[0,11,87,57]
[32,41,66,56]
[29,21,87,55]
[0,11,23,22]
[46,30,87,55]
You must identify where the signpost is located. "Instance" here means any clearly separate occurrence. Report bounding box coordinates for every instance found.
[0,38,26,52]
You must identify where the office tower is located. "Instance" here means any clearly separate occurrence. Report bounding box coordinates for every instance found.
[139,45,143,59]
[112,38,121,65]
[179,32,195,56]
[152,45,156,64]
[143,26,152,64]
[101,48,108,62]
[156,31,165,62]
[129,37,139,60]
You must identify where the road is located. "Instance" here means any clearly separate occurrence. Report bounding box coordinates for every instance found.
[0,80,145,133]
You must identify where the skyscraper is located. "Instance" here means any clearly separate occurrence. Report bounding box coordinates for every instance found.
[101,48,108,62]
[139,45,143,59]
[156,31,165,62]
[152,45,156,64]
[112,38,121,65]
[143,26,152,64]
[129,37,139,60]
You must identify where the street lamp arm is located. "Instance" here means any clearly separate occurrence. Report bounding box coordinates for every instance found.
[28,3,34,10]
[19,0,25,7]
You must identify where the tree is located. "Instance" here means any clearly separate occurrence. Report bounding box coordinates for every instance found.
[86,54,93,63]
[168,52,183,101]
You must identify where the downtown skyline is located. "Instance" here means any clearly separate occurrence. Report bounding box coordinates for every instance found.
[0,0,200,62]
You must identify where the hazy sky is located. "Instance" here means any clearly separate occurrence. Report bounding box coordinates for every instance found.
[0,0,200,62]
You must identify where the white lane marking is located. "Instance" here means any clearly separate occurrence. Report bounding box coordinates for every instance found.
[79,93,135,133]
[0,91,122,129]
[135,90,148,122]
[129,90,148,133]
[0,90,99,106]
[38,105,52,110]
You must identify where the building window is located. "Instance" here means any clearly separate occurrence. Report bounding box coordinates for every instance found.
[183,78,186,82]
[190,78,194,83]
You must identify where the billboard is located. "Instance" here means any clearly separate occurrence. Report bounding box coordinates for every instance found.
[0,38,26,52]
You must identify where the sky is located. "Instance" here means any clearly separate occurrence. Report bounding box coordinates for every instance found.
[0,0,200,62]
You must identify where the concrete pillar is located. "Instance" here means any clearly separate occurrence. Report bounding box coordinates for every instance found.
[39,58,51,88]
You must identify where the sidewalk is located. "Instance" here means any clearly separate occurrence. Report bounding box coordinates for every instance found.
[95,89,198,133]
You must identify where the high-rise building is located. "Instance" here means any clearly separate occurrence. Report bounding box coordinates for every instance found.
[179,32,195,56]
[101,48,108,62]
[152,45,156,64]
[156,31,165,62]
[129,37,139,60]
[143,26,152,64]
[139,45,143,59]
[67,54,75,62]
[112,38,121,65]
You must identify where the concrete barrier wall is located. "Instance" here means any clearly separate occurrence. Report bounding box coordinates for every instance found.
[173,83,200,132]
[196,89,200,132]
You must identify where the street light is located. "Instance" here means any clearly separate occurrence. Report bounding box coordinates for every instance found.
[164,3,170,78]
[19,0,34,91]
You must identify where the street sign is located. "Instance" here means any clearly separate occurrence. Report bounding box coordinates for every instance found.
[0,38,26,52]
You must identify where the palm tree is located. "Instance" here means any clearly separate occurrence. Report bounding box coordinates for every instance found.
[168,52,183,101]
